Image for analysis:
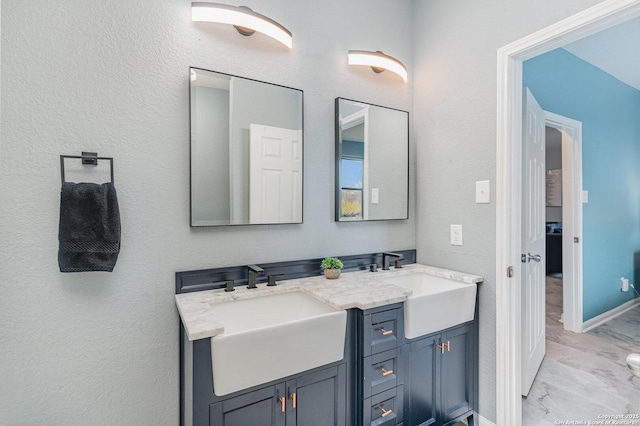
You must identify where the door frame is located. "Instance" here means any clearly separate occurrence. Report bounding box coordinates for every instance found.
[495,0,640,424]
[544,111,583,334]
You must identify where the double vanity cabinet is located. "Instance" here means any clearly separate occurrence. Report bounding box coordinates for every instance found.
[176,262,481,426]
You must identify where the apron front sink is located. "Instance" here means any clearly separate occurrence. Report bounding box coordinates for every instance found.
[209,291,347,396]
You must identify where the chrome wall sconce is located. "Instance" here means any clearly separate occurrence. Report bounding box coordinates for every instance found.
[191,2,292,49]
[348,50,408,82]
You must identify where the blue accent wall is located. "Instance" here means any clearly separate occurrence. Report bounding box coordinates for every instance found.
[524,48,640,321]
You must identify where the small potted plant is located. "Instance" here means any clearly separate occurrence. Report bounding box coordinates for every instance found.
[321,257,344,279]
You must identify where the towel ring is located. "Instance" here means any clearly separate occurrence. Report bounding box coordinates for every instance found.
[60,153,114,184]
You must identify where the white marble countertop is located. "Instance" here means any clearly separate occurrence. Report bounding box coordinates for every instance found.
[175,263,484,341]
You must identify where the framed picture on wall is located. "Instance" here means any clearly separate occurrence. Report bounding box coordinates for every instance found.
[546,169,562,207]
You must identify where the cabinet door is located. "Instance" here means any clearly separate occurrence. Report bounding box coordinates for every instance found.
[286,364,347,426]
[440,324,474,424]
[405,335,437,426]
[209,384,286,426]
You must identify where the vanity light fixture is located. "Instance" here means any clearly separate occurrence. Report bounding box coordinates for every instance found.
[191,2,293,49]
[348,50,408,83]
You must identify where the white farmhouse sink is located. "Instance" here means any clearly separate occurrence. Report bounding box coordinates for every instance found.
[381,273,477,339]
[209,291,347,396]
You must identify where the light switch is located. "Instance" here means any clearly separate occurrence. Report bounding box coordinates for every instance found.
[476,180,490,203]
[371,188,379,204]
[450,224,463,246]
[582,190,589,203]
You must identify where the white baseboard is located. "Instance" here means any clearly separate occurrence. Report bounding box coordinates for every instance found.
[582,297,640,332]
[478,414,496,426]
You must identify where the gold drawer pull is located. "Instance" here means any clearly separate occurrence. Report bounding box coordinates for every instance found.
[290,392,296,409]
[437,340,450,354]
[380,367,394,376]
[375,403,393,417]
[279,396,286,412]
[380,328,393,336]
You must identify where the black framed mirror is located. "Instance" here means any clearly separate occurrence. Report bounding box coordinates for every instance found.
[190,68,303,226]
[335,98,409,221]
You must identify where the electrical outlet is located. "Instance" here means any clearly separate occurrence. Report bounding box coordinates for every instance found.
[450,224,463,246]
[621,277,629,292]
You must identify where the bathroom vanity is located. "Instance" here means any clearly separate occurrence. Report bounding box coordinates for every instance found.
[176,253,481,426]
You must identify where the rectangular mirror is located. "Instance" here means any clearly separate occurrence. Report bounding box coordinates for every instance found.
[190,68,303,226]
[335,98,409,221]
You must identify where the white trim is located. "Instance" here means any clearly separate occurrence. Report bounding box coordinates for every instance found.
[544,111,583,333]
[582,298,640,332]
[496,1,640,425]
[478,414,497,426]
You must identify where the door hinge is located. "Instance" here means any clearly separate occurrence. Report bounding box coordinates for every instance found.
[521,254,526,263]
[574,237,579,243]
[507,266,514,278]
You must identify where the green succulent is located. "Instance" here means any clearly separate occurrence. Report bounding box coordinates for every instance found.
[321,257,344,270]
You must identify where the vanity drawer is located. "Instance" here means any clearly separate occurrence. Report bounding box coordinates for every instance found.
[363,386,404,426]
[364,308,404,356]
[363,348,403,399]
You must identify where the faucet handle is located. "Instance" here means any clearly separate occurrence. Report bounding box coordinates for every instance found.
[223,280,235,292]
[369,263,378,272]
[394,259,403,269]
[248,264,264,273]
[382,252,403,270]
[267,274,284,286]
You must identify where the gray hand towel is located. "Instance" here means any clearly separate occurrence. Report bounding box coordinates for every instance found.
[58,182,121,272]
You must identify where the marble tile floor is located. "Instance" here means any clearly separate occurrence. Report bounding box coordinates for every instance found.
[523,276,640,425]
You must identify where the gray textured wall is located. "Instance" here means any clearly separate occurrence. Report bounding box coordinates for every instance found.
[412,0,604,422]
[0,0,414,424]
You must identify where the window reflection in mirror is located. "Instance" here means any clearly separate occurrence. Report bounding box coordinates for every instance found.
[335,98,409,221]
[190,68,303,226]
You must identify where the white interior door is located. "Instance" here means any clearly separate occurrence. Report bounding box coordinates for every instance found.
[521,88,546,397]
[249,124,302,224]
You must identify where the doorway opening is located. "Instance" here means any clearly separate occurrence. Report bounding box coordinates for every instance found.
[544,112,583,335]
[496,1,640,424]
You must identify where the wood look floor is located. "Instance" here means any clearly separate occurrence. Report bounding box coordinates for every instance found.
[522,276,640,425]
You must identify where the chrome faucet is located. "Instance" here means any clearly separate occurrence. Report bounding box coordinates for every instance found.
[247,264,264,289]
[382,252,403,270]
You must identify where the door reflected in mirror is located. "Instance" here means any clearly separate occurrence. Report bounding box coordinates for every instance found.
[190,68,303,226]
[335,98,409,221]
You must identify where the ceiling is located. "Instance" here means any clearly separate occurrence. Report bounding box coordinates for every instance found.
[563,16,640,90]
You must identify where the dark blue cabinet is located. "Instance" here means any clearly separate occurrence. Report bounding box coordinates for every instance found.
[209,385,285,426]
[404,323,476,426]
[405,334,438,426]
[182,311,353,426]
[285,365,347,426]
[355,304,405,426]
[209,364,347,426]
[440,326,474,424]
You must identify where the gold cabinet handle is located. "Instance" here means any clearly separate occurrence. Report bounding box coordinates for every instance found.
[290,392,296,409]
[279,396,286,413]
[380,367,394,376]
[437,340,450,354]
[375,403,393,417]
[380,328,393,336]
